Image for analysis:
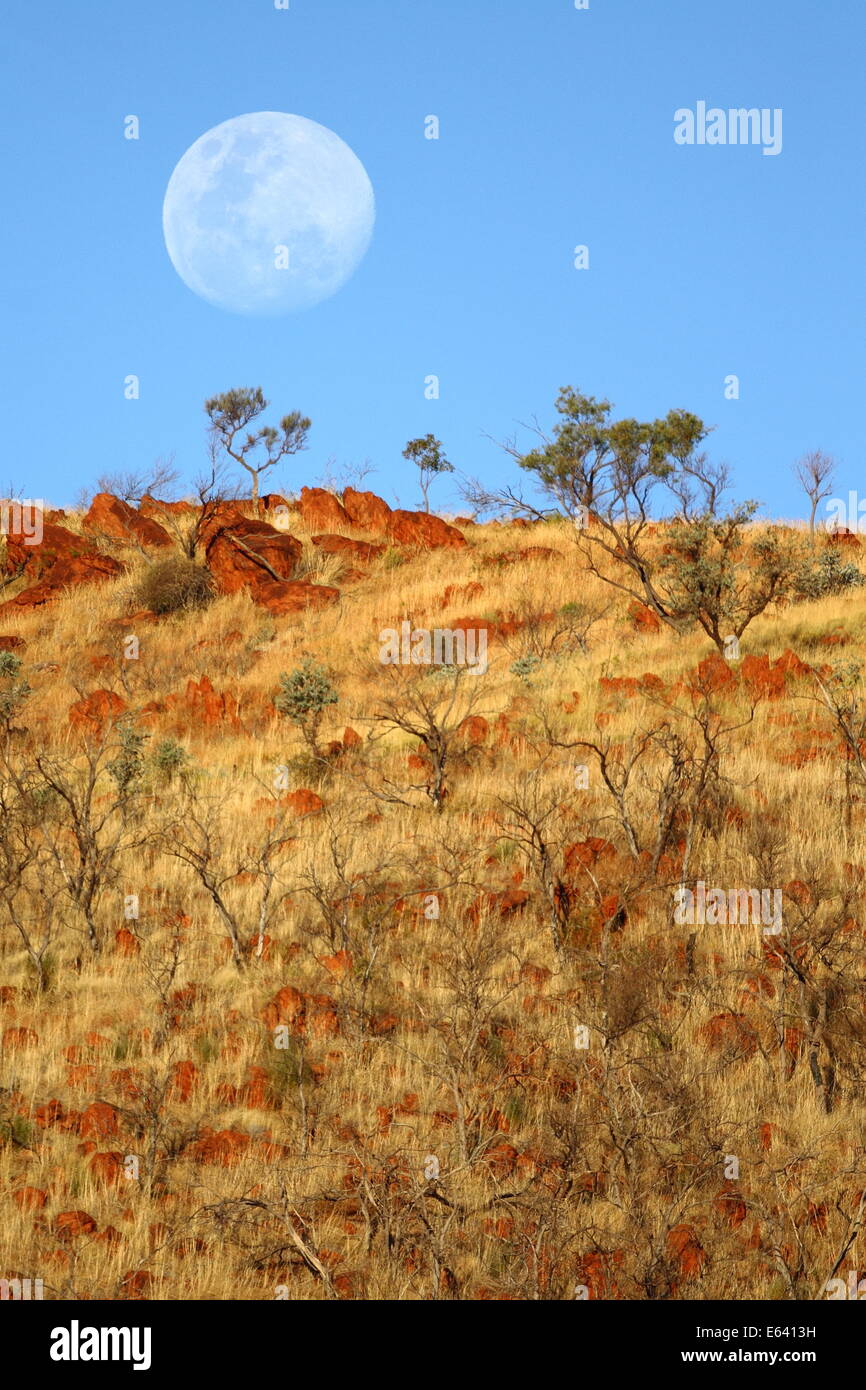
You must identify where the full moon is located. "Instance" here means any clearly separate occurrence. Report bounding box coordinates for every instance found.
[162,112,375,316]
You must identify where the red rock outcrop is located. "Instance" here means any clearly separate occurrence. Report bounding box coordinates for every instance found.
[84,493,172,548]
[205,516,303,595]
[827,527,861,548]
[386,511,467,550]
[342,488,393,533]
[139,494,195,516]
[254,580,340,617]
[0,553,122,612]
[297,487,353,531]
[310,534,385,564]
[68,689,128,735]
[3,520,92,578]
[165,676,241,731]
[1,515,123,610]
[54,1210,98,1239]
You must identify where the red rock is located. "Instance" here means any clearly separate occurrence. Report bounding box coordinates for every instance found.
[114,928,139,956]
[170,1059,199,1101]
[78,1101,120,1140]
[255,580,340,616]
[629,601,661,634]
[13,1186,48,1211]
[119,1269,152,1298]
[565,838,617,872]
[741,653,786,700]
[576,1250,624,1300]
[283,788,324,817]
[3,1025,38,1049]
[759,1122,775,1151]
[68,689,127,735]
[261,985,306,1030]
[259,493,289,513]
[84,493,172,548]
[139,495,195,518]
[714,1187,747,1229]
[667,1224,705,1278]
[0,635,25,650]
[188,1129,251,1166]
[342,726,362,749]
[342,488,393,533]
[35,1099,66,1128]
[54,1210,98,1239]
[3,519,92,577]
[481,547,556,567]
[827,528,861,548]
[310,533,384,563]
[318,950,353,980]
[297,487,353,531]
[387,511,467,550]
[89,1151,124,1185]
[0,552,122,612]
[165,675,240,731]
[697,1012,758,1059]
[205,517,302,595]
[457,715,489,746]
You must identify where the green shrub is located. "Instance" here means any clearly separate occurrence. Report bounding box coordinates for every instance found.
[151,737,188,782]
[510,654,541,683]
[0,651,31,728]
[274,658,339,755]
[796,550,865,600]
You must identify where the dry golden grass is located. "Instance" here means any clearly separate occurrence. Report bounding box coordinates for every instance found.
[1,513,866,1300]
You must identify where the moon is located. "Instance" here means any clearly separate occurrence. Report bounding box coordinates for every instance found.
[162,112,375,316]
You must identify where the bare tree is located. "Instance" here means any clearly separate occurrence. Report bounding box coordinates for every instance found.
[12,729,150,956]
[369,667,489,812]
[315,455,377,495]
[151,459,239,559]
[95,455,179,506]
[794,450,836,535]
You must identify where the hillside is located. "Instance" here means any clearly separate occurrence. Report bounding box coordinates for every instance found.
[1,489,865,1302]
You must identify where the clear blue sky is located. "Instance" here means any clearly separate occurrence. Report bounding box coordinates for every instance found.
[3,0,863,517]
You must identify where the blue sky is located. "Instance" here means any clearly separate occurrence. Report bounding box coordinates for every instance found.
[3,0,863,517]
